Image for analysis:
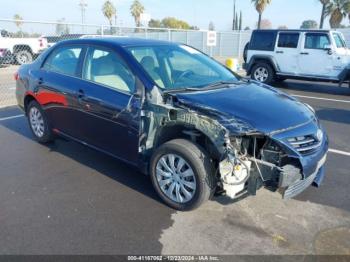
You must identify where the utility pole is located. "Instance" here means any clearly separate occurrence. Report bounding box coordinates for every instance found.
[79,0,88,29]
[79,0,88,33]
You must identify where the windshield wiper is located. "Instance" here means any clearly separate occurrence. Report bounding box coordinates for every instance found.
[163,80,247,94]
[163,87,203,94]
[204,80,239,89]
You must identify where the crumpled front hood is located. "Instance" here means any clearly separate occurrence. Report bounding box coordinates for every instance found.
[174,83,315,135]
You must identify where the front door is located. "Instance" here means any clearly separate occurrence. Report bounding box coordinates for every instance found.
[77,46,141,164]
[298,32,336,78]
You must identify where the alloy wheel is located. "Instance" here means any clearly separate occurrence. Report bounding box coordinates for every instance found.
[254,67,269,82]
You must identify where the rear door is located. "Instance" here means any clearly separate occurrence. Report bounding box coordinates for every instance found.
[274,32,300,74]
[298,32,336,78]
[37,45,85,136]
[76,46,141,163]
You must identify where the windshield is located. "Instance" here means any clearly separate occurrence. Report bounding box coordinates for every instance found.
[127,44,238,90]
[333,33,347,48]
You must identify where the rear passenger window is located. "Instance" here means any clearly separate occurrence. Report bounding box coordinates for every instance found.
[43,46,82,77]
[305,33,330,49]
[278,33,299,48]
[83,47,135,93]
[250,31,277,51]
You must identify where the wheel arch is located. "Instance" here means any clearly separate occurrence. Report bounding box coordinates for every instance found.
[152,124,222,162]
[13,45,33,54]
[24,94,37,115]
[247,55,279,75]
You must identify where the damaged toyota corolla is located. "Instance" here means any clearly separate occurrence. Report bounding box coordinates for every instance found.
[16,38,328,210]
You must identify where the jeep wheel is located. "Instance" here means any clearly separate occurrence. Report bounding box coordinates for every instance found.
[15,50,33,65]
[150,139,216,211]
[251,63,274,84]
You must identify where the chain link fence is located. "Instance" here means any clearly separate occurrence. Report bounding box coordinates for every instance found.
[0,19,251,108]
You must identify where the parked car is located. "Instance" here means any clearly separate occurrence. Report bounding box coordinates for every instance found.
[244,29,350,86]
[15,38,328,210]
[0,29,48,65]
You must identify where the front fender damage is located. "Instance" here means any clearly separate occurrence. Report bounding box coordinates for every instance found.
[140,87,323,200]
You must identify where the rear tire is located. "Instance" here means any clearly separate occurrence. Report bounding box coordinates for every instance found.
[251,62,274,84]
[27,100,54,143]
[15,50,33,65]
[150,139,216,211]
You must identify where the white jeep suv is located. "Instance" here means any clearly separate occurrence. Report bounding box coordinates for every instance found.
[244,29,350,87]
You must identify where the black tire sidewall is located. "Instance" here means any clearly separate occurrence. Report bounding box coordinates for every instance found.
[252,63,274,84]
[150,139,214,211]
[27,100,53,143]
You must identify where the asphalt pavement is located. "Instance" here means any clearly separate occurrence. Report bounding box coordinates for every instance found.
[0,74,350,256]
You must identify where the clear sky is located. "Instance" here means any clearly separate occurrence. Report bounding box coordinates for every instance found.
[0,0,343,31]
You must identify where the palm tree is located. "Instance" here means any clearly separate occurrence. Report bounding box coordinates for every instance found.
[102,0,116,27]
[325,0,350,28]
[251,0,271,29]
[319,0,330,29]
[130,0,145,27]
[13,14,23,33]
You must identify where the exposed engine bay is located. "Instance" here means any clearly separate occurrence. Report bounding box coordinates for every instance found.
[138,85,327,200]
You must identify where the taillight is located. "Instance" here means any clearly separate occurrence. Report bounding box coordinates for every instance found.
[14,72,19,81]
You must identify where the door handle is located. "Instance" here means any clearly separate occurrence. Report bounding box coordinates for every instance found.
[300,52,309,55]
[76,89,85,99]
[38,77,44,85]
[276,51,284,54]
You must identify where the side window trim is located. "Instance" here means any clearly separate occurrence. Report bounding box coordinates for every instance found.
[277,32,300,49]
[304,33,330,50]
[81,45,136,95]
[41,44,85,78]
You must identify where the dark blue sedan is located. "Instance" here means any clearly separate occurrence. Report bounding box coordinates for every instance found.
[15,37,328,210]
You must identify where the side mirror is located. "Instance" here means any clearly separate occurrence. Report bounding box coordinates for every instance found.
[324,44,332,50]
[324,45,333,55]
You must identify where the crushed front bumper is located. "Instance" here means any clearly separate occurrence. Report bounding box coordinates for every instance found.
[283,154,327,199]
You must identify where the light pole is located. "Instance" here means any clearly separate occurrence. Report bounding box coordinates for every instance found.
[79,0,88,32]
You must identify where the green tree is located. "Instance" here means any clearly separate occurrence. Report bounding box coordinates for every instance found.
[102,0,116,26]
[251,0,272,29]
[319,0,330,29]
[325,0,350,28]
[130,0,145,27]
[239,11,243,30]
[148,19,162,28]
[161,17,191,29]
[13,14,23,34]
[300,20,318,29]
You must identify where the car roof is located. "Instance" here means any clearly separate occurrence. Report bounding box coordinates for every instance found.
[56,37,177,47]
[252,29,334,34]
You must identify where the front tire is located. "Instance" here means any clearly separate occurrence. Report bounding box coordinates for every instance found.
[251,62,274,84]
[27,100,53,143]
[150,139,216,211]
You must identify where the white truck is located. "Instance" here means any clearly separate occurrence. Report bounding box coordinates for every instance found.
[0,30,48,65]
[244,29,350,87]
